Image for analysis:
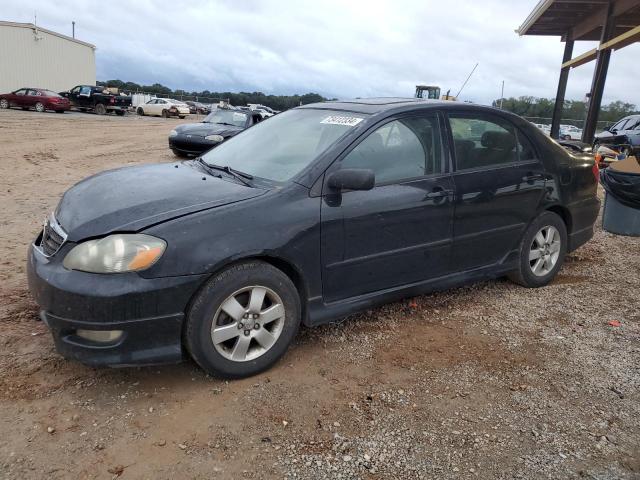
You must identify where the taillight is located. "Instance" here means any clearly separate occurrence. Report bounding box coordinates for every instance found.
[592,156,600,182]
[110,97,115,103]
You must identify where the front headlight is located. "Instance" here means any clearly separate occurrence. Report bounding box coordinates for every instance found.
[205,134,224,142]
[63,234,166,273]
[169,129,178,137]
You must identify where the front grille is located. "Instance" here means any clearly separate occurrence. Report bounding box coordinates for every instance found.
[39,214,67,257]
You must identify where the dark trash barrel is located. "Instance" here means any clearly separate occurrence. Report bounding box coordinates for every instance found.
[600,157,640,237]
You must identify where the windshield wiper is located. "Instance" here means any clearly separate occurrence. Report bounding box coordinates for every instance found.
[196,157,253,186]
[215,122,237,127]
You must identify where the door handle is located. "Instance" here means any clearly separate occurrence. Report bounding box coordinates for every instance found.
[425,188,454,199]
[522,173,544,182]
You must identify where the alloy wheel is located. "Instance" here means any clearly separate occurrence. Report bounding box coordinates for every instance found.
[35,102,44,113]
[211,286,285,362]
[0,99,8,109]
[528,225,561,276]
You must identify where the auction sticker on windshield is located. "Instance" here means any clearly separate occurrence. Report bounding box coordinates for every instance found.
[320,115,364,127]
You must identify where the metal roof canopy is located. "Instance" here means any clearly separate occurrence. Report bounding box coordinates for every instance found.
[517,0,640,143]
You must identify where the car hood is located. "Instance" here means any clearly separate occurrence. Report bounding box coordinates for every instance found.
[56,162,266,241]
[175,122,244,137]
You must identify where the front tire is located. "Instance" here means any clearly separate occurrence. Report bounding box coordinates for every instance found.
[508,211,567,288]
[185,261,301,378]
[137,107,145,116]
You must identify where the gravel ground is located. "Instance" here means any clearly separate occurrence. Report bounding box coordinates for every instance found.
[0,109,638,479]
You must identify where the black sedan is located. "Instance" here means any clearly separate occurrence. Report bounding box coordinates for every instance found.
[169,108,263,157]
[27,98,600,378]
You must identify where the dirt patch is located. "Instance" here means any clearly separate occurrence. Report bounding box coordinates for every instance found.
[0,109,638,480]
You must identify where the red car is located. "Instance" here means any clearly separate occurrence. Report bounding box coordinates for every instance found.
[0,88,71,113]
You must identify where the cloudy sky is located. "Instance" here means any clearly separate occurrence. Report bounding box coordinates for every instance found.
[4,0,639,106]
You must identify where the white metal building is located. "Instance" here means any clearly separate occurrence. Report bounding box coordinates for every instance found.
[0,21,96,93]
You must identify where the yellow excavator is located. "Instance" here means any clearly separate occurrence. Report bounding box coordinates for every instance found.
[414,63,478,102]
[414,85,457,101]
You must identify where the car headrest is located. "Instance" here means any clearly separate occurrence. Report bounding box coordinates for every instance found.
[364,132,384,151]
[481,131,515,151]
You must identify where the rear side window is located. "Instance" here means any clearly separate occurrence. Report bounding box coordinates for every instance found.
[449,114,534,170]
[342,115,443,185]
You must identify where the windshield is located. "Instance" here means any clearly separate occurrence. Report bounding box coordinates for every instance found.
[204,109,249,127]
[202,108,368,182]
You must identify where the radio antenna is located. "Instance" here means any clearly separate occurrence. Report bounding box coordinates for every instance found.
[456,63,479,99]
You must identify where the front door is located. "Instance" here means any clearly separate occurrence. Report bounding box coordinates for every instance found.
[321,113,455,303]
[11,89,28,107]
[447,112,547,271]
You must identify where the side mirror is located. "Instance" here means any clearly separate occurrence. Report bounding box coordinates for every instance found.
[327,169,375,191]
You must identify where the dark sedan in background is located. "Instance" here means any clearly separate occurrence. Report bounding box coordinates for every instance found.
[168,108,263,157]
[185,101,211,115]
[593,114,640,157]
[0,88,71,113]
[28,98,599,378]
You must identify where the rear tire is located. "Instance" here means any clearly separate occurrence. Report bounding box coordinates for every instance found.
[162,109,169,118]
[178,115,185,119]
[0,99,8,109]
[94,103,107,115]
[55,110,65,114]
[508,211,567,288]
[185,261,301,378]
[35,102,45,113]
[115,110,125,116]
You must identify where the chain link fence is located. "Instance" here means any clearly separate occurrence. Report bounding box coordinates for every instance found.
[522,116,609,133]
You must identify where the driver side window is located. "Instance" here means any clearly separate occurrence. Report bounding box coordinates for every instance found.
[341,116,442,185]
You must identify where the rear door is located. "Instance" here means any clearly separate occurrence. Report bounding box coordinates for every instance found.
[78,86,93,109]
[446,112,546,271]
[25,89,40,108]
[321,112,455,302]
[153,99,166,116]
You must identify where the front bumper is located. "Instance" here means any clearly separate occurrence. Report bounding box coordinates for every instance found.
[169,135,222,155]
[27,243,208,367]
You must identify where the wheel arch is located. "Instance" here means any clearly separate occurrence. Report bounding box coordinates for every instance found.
[545,204,572,233]
[184,254,310,326]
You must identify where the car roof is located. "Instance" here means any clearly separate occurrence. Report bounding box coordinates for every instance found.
[299,97,524,118]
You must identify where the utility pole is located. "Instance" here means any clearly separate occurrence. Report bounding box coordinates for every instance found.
[499,80,504,109]
[72,21,75,38]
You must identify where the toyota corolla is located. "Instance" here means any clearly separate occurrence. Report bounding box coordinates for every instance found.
[27,98,599,378]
